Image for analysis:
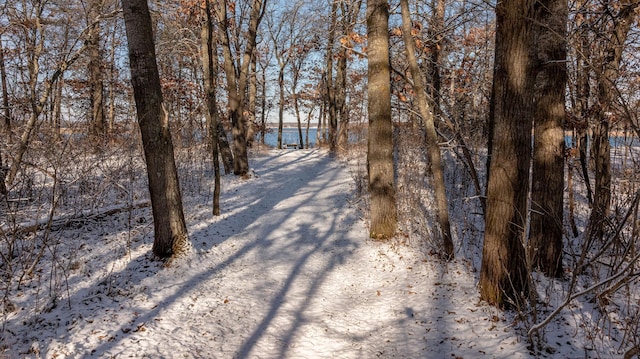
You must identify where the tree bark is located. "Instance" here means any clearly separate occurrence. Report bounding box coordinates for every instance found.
[87,0,105,141]
[367,0,397,239]
[0,36,11,139]
[336,0,363,153]
[121,0,189,258]
[326,0,338,152]
[575,4,593,205]
[588,0,637,241]
[202,0,221,216]
[479,0,534,308]
[217,122,234,174]
[528,0,567,277]
[399,0,453,259]
[215,0,265,176]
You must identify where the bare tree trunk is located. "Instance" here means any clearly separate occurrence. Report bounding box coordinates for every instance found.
[294,93,303,149]
[259,65,268,145]
[87,0,105,141]
[575,6,592,204]
[0,36,11,140]
[7,6,86,187]
[479,0,534,308]
[215,0,264,176]
[589,0,637,241]
[528,0,567,277]
[367,0,397,239]
[121,0,189,258]
[326,0,338,152]
[107,20,118,134]
[52,73,63,141]
[217,122,234,174]
[247,52,258,148]
[277,66,285,149]
[399,0,453,259]
[202,0,221,216]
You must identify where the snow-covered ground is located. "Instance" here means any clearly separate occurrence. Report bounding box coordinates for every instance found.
[0,148,634,358]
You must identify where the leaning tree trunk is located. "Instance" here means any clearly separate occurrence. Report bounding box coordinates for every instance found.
[121,0,189,258]
[399,0,454,259]
[479,0,534,308]
[528,0,567,277]
[367,0,397,239]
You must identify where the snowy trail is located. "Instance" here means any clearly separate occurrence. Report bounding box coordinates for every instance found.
[5,149,534,358]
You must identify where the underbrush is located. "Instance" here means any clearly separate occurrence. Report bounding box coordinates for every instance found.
[347,122,640,357]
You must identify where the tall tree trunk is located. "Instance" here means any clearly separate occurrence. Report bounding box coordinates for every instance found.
[326,0,338,152]
[247,51,258,148]
[575,5,593,205]
[215,0,264,176]
[367,0,397,239]
[277,66,285,149]
[588,0,637,241]
[202,0,221,216]
[427,0,445,102]
[528,0,567,277]
[335,54,347,152]
[88,0,105,141]
[259,66,267,145]
[399,0,453,259]
[479,0,534,308]
[336,0,362,153]
[107,20,118,134]
[0,36,11,140]
[52,73,63,141]
[121,0,189,258]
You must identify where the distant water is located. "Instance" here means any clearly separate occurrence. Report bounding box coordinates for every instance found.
[258,127,321,148]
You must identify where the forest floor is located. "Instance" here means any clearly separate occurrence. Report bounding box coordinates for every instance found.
[0,148,630,358]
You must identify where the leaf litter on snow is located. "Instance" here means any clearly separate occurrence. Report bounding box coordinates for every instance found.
[1,148,629,358]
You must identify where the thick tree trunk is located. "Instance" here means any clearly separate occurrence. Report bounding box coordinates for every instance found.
[528,0,567,277]
[367,0,397,239]
[217,122,234,174]
[479,0,534,308]
[121,0,189,258]
[399,0,453,259]
[215,0,264,176]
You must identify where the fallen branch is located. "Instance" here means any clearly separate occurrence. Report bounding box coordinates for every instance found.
[2,200,150,236]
